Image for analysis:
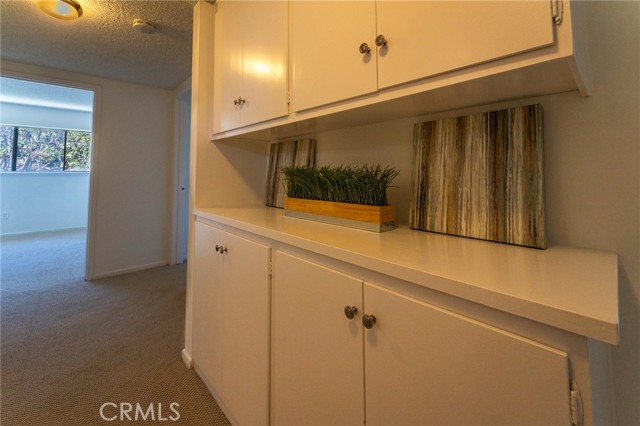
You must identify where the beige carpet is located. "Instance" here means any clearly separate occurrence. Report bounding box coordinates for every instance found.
[1,229,230,425]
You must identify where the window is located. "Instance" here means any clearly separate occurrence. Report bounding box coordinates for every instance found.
[0,125,91,172]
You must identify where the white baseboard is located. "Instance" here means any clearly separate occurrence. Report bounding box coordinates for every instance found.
[181,348,193,368]
[89,259,169,280]
[0,226,87,238]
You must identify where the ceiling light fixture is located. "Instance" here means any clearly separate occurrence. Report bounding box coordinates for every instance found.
[133,19,156,35]
[37,0,83,20]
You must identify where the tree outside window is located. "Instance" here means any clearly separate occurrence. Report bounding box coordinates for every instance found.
[0,125,91,172]
[65,131,91,171]
[0,126,13,171]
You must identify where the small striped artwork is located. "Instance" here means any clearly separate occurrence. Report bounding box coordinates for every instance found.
[409,104,546,248]
[265,139,316,208]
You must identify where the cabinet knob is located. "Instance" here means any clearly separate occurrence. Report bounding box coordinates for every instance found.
[233,97,246,106]
[362,314,376,329]
[359,42,371,55]
[344,306,358,320]
[215,245,228,254]
[375,34,387,47]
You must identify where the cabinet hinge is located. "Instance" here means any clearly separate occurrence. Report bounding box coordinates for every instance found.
[570,380,584,426]
[551,0,563,25]
[268,260,273,279]
[287,91,291,105]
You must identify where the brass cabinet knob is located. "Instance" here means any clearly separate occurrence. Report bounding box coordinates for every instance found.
[359,42,371,55]
[375,34,387,47]
[362,314,376,329]
[344,306,358,319]
[215,245,228,254]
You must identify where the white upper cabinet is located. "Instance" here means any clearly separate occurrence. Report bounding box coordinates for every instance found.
[291,1,556,112]
[211,0,588,141]
[376,1,555,89]
[290,1,378,112]
[212,0,288,133]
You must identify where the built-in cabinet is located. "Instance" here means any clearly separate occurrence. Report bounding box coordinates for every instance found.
[271,250,572,425]
[291,1,556,112]
[212,0,288,134]
[190,208,618,425]
[191,220,271,426]
[188,2,618,425]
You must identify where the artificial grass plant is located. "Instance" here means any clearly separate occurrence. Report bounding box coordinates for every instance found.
[281,164,399,207]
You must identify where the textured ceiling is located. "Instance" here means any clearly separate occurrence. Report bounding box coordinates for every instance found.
[0,0,197,90]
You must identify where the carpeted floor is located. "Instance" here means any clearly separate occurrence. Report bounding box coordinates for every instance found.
[0,229,230,425]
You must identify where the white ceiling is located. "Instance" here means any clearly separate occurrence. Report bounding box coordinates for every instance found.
[0,0,197,90]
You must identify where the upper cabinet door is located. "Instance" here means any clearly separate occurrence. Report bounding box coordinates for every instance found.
[213,0,288,133]
[240,0,288,127]
[376,1,556,89]
[218,228,271,426]
[290,1,378,112]
[213,0,243,133]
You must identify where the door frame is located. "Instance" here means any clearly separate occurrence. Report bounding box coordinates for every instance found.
[170,78,192,265]
[0,68,101,280]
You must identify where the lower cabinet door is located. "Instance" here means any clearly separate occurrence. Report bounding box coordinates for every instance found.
[218,228,271,426]
[271,251,365,425]
[363,282,572,426]
[192,221,271,426]
[192,221,224,395]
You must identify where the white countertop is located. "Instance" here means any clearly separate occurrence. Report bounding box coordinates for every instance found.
[195,207,619,345]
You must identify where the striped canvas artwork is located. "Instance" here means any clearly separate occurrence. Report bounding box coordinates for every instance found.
[409,104,546,248]
[265,139,316,208]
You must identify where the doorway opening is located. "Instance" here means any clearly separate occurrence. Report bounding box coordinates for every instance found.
[172,82,191,265]
[0,75,96,279]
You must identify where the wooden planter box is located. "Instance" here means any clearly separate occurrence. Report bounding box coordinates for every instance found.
[284,197,396,233]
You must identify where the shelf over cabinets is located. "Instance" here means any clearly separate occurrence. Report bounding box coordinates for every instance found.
[212,0,288,134]
[194,207,619,346]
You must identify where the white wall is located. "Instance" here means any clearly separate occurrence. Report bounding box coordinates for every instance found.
[1,60,175,279]
[0,173,89,235]
[313,2,639,423]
